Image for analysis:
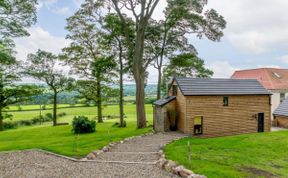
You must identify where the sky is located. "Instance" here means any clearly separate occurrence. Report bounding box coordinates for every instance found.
[14,0,288,84]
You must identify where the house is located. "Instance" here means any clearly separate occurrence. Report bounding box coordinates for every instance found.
[273,97,288,128]
[231,68,288,117]
[153,78,272,137]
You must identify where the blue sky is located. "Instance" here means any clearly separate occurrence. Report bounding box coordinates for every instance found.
[15,0,288,83]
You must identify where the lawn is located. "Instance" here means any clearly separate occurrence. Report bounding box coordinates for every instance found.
[165,131,288,178]
[0,104,153,157]
[5,104,153,122]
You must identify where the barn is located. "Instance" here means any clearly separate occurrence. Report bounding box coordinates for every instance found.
[153,78,272,137]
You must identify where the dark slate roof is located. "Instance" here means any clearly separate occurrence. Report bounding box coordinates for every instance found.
[174,78,271,96]
[274,97,288,117]
[154,96,176,106]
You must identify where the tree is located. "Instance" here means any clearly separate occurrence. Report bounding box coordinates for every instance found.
[161,53,213,95]
[76,80,118,114]
[100,13,134,127]
[0,0,37,39]
[62,10,117,123]
[0,0,38,131]
[25,50,74,126]
[87,0,225,128]
[148,0,226,99]
[0,41,40,131]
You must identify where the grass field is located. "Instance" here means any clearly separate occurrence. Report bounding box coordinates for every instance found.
[165,131,288,178]
[5,104,153,122]
[0,104,153,157]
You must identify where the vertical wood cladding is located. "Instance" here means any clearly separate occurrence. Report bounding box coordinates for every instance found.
[169,81,187,132]
[184,95,271,137]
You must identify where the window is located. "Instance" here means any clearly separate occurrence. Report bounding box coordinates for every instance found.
[172,85,177,96]
[280,93,285,103]
[194,116,203,135]
[272,72,281,79]
[223,96,229,106]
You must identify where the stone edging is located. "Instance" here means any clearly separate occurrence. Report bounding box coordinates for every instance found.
[83,132,155,161]
[156,136,206,178]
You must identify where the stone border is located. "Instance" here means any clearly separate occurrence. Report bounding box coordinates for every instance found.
[84,131,155,161]
[156,137,206,178]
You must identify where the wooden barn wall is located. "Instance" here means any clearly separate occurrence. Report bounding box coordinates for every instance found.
[169,81,187,133]
[274,115,288,128]
[184,95,271,137]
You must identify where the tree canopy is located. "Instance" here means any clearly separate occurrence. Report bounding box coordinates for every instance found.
[25,49,74,126]
[0,0,37,39]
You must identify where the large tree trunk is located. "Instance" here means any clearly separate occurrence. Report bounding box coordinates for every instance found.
[53,91,57,126]
[119,42,125,127]
[96,76,103,123]
[133,23,147,129]
[0,108,3,131]
[135,75,146,128]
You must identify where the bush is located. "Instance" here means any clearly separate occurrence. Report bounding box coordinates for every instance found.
[72,116,96,134]
[45,113,53,120]
[18,120,33,126]
[57,112,66,117]
[145,98,157,104]
[31,116,41,124]
[3,121,18,130]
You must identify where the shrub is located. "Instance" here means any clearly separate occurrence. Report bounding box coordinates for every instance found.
[31,116,41,124]
[145,98,157,104]
[18,120,33,126]
[57,112,66,117]
[3,121,18,130]
[72,116,96,134]
[45,113,53,120]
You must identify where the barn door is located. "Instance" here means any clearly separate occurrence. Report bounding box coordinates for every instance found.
[258,113,264,132]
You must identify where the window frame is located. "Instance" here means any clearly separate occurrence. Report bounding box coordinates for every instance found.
[194,116,203,135]
[223,96,229,106]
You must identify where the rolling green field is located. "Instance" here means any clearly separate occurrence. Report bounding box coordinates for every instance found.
[165,131,288,178]
[0,104,153,157]
[5,104,153,122]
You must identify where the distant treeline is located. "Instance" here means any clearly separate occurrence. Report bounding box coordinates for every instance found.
[19,84,157,105]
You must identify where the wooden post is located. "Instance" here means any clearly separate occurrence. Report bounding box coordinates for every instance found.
[188,141,191,162]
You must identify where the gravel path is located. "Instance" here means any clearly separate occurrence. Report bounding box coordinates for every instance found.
[0,132,185,178]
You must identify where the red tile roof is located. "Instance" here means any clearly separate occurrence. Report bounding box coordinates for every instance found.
[231,68,288,90]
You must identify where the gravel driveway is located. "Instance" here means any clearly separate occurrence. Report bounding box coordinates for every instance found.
[0,132,185,178]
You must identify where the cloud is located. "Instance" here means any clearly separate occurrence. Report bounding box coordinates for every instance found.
[257,65,281,69]
[206,0,288,54]
[14,27,70,61]
[208,61,239,78]
[279,55,288,64]
[73,0,85,8]
[14,27,70,83]
[37,0,72,16]
[37,0,58,10]
[52,6,71,16]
